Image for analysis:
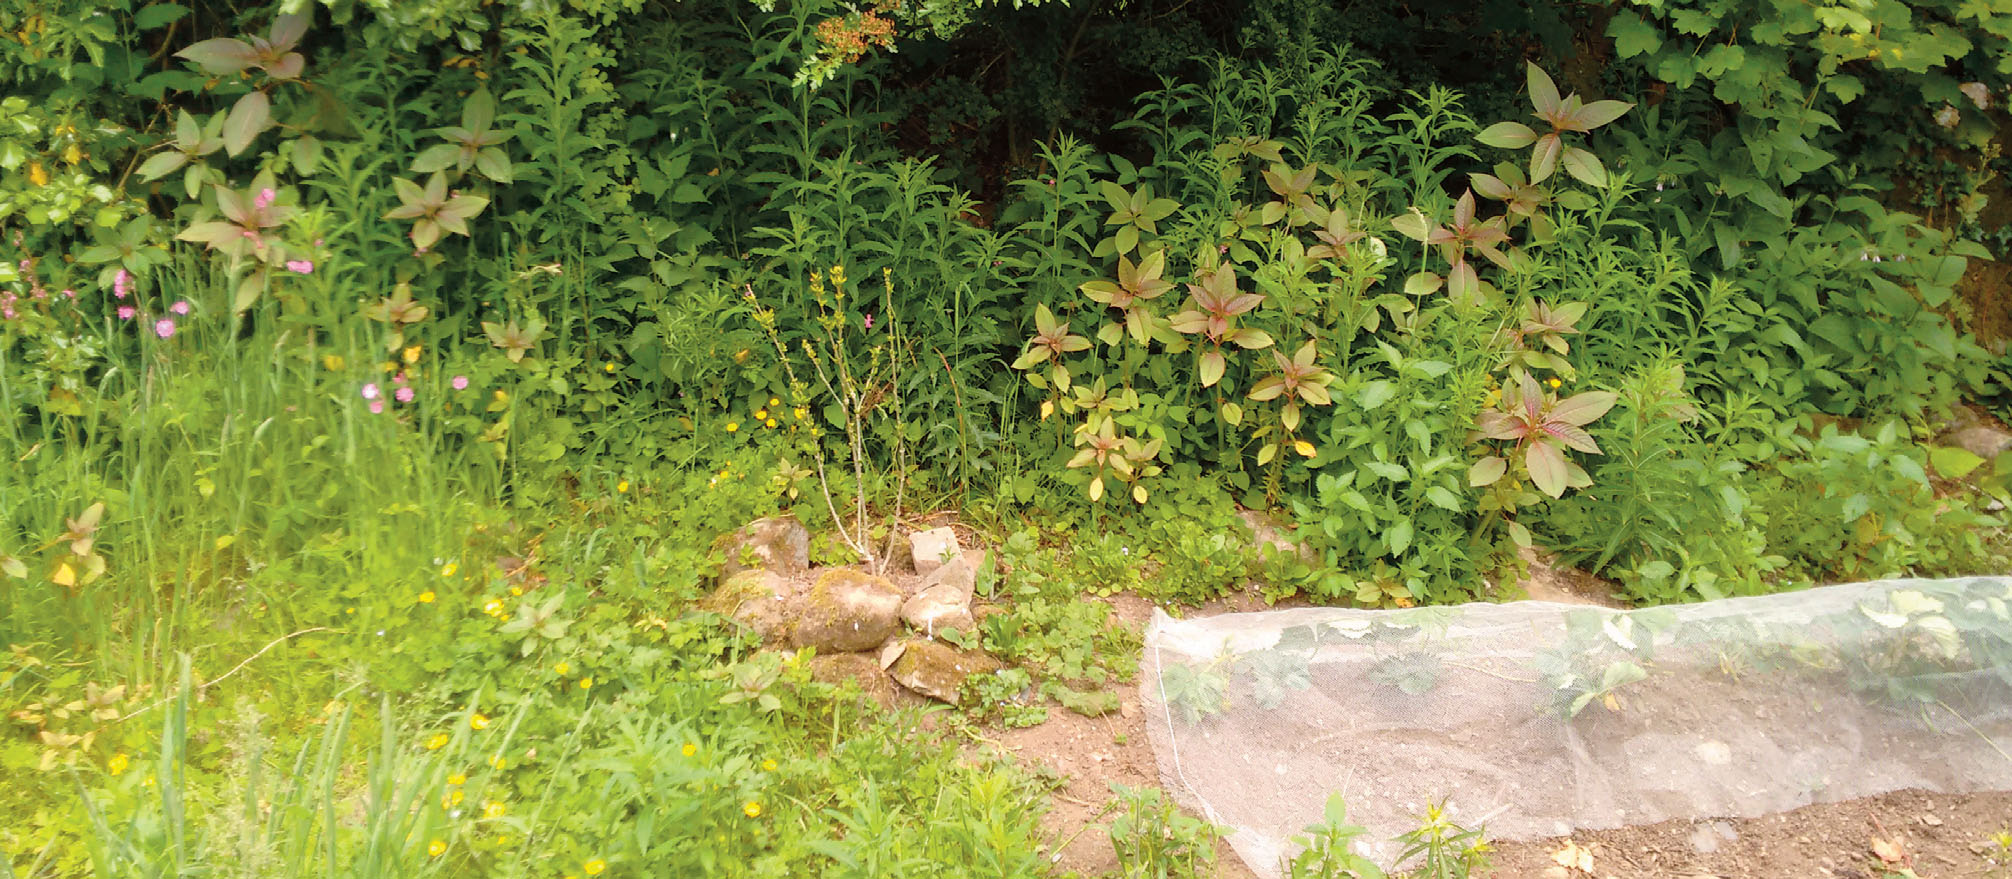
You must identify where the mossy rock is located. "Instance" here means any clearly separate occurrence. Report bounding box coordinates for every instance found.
[697,569,795,644]
[791,569,901,652]
[885,639,1003,704]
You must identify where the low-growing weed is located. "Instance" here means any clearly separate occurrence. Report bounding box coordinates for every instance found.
[1107,783,1225,879]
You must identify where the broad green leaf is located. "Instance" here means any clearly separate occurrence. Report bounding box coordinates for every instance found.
[1477,121,1538,149]
[223,91,270,157]
[1560,147,1607,188]
[176,37,257,74]
[136,151,189,182]
[1199,349,1225,387]
[136,3,192,30]
[1527,440,1568,497]
[411,143,460,173]
[1426,485,1462,510]
[1929,445,1986,479]
[1573,100,1633,130]
[1357,380,1397,410]
[1388,210,1432,242]
[1403,271,1444,296]
[1468,456,1507,487]
[1609,11,1661,59]
[1526,63,1562,116]
[1549,391,1618,427]
[1529,133,1562,184]
[1387,519,1413,555]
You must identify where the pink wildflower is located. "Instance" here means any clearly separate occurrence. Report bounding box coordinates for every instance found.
[863,313,873,330]
[285,259,313,274]
[154,318,176,339]
[117,305,136,320]
[170,300,190,315]
[451,376,469,390]
[395,386,415,403]
[369,400,385,414]
[113,269,130,298]
[61,288,74,299]
[254,188,276,210]
[362,383,381,400]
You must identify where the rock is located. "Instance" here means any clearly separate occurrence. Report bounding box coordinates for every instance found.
[807,652,898,707]
[717,516,810,577]
[901,550,983,635]
[698,569,795,644]
[908,527,961,576]
[1238,509,1315,564]
[791,569,902,653]
[1935,405,2012,460]
[883,638,1003,704]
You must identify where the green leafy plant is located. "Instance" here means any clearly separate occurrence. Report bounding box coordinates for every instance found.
[1283,793,1384,879]
[1107,783,1225,879]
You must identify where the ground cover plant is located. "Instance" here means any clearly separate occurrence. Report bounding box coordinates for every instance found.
[5,0,2012,876]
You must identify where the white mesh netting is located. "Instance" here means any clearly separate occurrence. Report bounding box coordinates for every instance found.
[1140,577,2012,874]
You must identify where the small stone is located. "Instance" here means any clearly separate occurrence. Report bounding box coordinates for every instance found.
[902,550,983,635]
[791,569,902,653]
[885,638,1003,704]
[1921,813,1943,826]
[717,516,810,576]
[807,651,898,707]
[1694,740,1732,765]
[909,527,961,576]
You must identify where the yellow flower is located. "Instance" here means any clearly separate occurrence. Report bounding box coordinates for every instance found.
[1547,377,1562,389]
[323,354,346,371]
[494,834,509,846]
[448,773,467,785]
[830,264,846,286]
[27,161,47,186]
[725,421,739,433]
[604,361,616,373]
[107,753,129,775]
[755,408,769,420]
[793,407,808,421]
[441,562,458,577]
[428,839,447,858]
[444,789,465,807]
[761,758,777,772]
[483,800,505,818]
[583,859,607,876]
[489,754,507,770]
[382,361,399,373]
[681,743,697,757]
[418,591,436,604]
[578,677,593,690]
[509,586,523,597]
[483,599,504,616]
[765,418,777,429]
[615,480,629,493]
[554,661,570,676]
[426,733,450,750]
[743,800,762,818]
[733,348,750,363]
[470,713,490,730]
[494,389,509,403]
[403,345,423,364]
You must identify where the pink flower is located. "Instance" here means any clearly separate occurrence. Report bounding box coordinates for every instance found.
[361,383,380,400]
[62,288,74,299]
[170,300,190,315]
[113,269,130,298]
[863,313,873,330]
[369,400,385,414]
[393,372,407,385]
[117,305,136,320]
[254,188,276,210]
[451,376,469,390]
[285,259,313,274]
[395,387,415,403]
[154,318,176,339]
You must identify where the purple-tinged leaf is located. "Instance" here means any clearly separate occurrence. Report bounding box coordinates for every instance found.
[1527,440,1568,498]
[222,91,270,157]
[1477,121,1538,149]
[1468,455,1508,486]
[1548,390,1618,427]
[176,37,257,74]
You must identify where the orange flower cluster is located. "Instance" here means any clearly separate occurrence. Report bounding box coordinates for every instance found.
[814,12,895,66]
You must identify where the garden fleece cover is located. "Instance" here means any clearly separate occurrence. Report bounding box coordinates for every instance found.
[1140,577,2012,875]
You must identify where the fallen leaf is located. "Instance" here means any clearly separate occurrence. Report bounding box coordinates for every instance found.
[1871,836,1906,864]
[1551,840,1594,873]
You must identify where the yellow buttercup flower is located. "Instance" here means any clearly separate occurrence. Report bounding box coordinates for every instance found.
[743,800,762,818]
[725,421,739,433]
[426,733,450,750]
[578,677,593,690]
[1547,377,1562,389]
[448,773,467,785]
[765,418,777,429]
[761,758,777,772]
[418,591,436,604]
[443,789,465,807]
[554,661,570,676]
[403,345,423,364]
[754,408,769,420]
[615,480,629,493]
[428,839,446,857]
[27,162,47,186]
[604,361,617,373]
[583,859,607,876]
[469,713,490,730]
[483,599,504,616]
[483,800,505,818]
[768,397,780,407]
[681,743,697,757]
[441,563,458,577]
[489,754,507,769]
[107,753,129,775]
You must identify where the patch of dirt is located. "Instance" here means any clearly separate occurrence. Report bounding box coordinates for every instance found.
[1507,547,1625,608]
[1486,789,2012,879]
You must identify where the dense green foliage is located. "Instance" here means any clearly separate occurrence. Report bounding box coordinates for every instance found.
[4,0,2012,875]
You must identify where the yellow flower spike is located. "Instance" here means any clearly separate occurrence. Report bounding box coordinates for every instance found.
[428,840,447,858]
[555,661,570,676]
[681,743,697,757]
[403,345,423,364]
[448,773,467,785]
[418,591,436,604]
[469,713,490,730]
[107,753,129,775]
[793,407,808,420]
[583,859,607,876]
[743,800,762,818]
[426,733,450,750]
